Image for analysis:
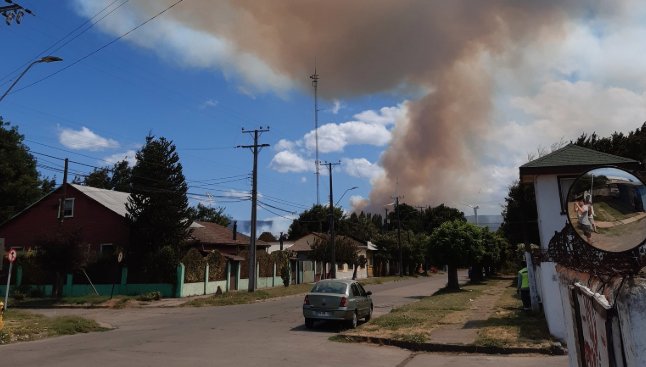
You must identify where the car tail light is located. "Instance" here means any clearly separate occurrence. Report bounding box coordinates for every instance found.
[304,295,310,305]
[339,297,348,307]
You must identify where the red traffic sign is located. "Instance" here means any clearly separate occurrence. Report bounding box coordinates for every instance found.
[7,249,16,263]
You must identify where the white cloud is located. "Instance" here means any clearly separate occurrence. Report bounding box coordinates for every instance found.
[104,150,137,166]
[72,1,294,95]
[59,127,119,151]
[304,121,391,153]
[200,99,219,109]
[343,158,384,181]
[331,99,342,114]
[274,139,298,152]
[269,150,314,173]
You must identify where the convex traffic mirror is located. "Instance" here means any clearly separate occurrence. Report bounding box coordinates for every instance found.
[567,167,646,252]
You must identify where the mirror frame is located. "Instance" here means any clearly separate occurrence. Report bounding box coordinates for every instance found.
[566,165,646,254]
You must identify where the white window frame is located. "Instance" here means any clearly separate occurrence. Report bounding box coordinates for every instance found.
[63,198,75,218]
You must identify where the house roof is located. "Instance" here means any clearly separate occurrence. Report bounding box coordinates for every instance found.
[71,184,131,217]
[519,144,641,178]
[290,232,366,252]
[0,183,131,227]
[188,221,269,247]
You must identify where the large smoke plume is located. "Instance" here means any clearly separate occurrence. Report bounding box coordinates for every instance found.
[118,0,622,211]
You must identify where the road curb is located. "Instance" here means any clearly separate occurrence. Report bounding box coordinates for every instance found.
[336,335,567,356]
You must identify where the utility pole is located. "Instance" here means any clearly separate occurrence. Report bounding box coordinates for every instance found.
[59,158,69,222]
[321,161,340,278]
[237,127,270,292]
[310,68,320,205]
[395,196,403,277]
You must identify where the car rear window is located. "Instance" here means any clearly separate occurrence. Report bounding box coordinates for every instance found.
[311,282,348,294]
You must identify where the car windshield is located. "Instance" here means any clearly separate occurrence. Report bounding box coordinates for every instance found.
[311,281,348,294]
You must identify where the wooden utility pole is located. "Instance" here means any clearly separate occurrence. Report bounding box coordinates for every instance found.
[321,161,340,278]
[238,127,269,292]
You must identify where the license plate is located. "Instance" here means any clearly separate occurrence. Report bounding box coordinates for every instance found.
[315,311,330,317]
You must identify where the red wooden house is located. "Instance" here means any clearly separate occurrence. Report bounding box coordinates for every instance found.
[0,183,131,258]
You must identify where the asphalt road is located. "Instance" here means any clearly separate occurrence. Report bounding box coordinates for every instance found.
[0,275,568,367]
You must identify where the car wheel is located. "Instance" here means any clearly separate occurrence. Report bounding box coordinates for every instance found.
[348,311,358,329]
[305,318,315,329]
[365,305,373,322]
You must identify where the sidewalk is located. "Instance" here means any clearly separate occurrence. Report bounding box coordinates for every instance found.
[341,276,566,355]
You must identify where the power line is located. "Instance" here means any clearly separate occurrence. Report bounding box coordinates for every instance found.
[10,0,185,96]
[0,0,128,86]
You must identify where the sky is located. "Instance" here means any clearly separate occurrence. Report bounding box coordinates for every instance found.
[3,1,646,237]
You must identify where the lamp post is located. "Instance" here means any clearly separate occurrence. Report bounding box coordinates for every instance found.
[0,55,62,103]
[335,186,358,207]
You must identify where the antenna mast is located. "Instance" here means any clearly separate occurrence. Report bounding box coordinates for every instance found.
[310,66,320,205]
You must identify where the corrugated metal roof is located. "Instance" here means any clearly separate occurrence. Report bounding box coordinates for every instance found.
[71,184,130,217]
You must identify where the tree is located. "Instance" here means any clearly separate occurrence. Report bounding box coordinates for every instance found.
[0,118,53,222]
[428,220,484,290]
[187,203,231,227]
[80,160,132,192]
[288,204,344,239]
[126,135,190,277]
[308,235,361,278]
[257,231,276,242]
[499,181,540,248]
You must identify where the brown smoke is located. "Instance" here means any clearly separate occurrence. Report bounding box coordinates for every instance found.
[133,0,614,211]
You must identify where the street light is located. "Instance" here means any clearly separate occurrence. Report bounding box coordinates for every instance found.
[0,55,62,103]
[335,186,358,206]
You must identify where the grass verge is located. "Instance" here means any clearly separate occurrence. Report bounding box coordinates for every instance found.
[0,309,109,344]
[346,282,485,343]
[475,282,554,349]
[342,277,555,350]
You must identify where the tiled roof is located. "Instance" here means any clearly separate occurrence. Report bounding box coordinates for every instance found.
[289,232,366,252]
[520,144,640,176]
[189,221,269,247]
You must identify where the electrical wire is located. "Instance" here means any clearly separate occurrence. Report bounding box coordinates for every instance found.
[10,0,185,96]
[0,0,128,86]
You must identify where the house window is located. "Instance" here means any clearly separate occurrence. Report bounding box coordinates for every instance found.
[100,244,115,256]
[557,176,577,214]
[58,198,75,218]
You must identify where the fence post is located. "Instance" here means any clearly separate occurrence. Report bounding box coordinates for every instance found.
[226,262,231,292]
[64,273,73,296]
[204,263,209,295]
[176,263,185,298]
[236,261,241,289]
[16,265,22,287]
[272,262,276,287]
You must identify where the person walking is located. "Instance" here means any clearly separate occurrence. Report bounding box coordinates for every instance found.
[517,265,531,310]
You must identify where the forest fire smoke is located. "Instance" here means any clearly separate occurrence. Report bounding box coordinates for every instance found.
[120,0,619,211]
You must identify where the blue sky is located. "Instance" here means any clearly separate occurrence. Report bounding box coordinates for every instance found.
[3,1,646,236]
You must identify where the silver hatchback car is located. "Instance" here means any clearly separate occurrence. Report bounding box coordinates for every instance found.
[302,279,373,329]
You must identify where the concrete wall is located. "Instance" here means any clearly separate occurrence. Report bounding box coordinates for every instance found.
[557,267,646,367]
[616,278,646,367]
[533,174,570,340]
